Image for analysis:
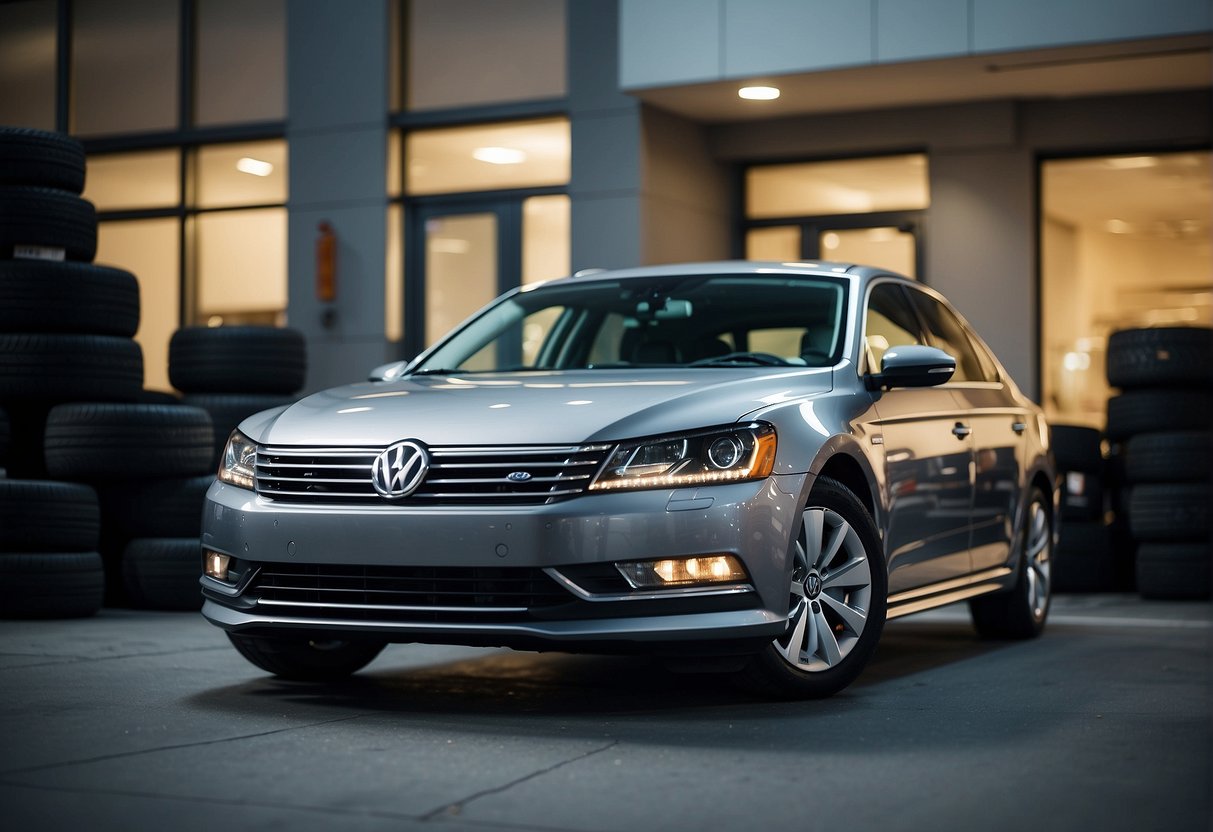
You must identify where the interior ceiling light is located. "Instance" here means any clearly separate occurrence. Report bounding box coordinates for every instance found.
[1105,156,1159,170]
[235,157,273,177]
[473,146,527,165]
[739,85,780,101]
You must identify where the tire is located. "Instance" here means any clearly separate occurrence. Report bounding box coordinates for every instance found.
[1059,469,1104,522]
[0,333,143,403]
[1105,389,1213,441]
[121,538,204,611]
[0,260,139,337]
[170,327,306,395]
[0,127,86,193]
[183,393,295,463]
[969,486,1052,639]
[0,551,104,618]
[44,403,213,480]
[0,479,99,552]
[1106,327,1212,389]
[1136,542,1211,600]
[226,632,387,681]
[98,475,213,539]
[739,476,887,698]
[1051,425,1103,474]
[1051,521,1118,593]
[0,186,97,262]
[1127,483,1210,541]
[1124,432,1211,483]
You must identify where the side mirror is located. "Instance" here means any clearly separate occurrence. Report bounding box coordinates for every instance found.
[368,360,409,382]
[867,345,956,390]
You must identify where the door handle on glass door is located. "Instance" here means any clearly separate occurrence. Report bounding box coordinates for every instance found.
[952,423,972,439]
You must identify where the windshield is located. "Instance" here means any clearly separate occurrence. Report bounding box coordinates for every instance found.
[412,273,849,374]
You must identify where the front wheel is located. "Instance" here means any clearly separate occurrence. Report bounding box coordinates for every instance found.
[227,632,387,681]
[740,476,887,698]
[969,486,1052,639]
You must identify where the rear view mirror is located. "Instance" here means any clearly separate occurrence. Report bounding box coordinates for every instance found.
[868,345,956,390]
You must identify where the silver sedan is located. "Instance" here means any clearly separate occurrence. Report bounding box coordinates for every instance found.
[201,261,1054,698]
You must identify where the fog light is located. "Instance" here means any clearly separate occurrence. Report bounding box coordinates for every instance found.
[205,550,231,581]
[616,555,747,589]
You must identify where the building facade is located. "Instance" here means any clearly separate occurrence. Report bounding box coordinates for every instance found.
[0,0,1209,427]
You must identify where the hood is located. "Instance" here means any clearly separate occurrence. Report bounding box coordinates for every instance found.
[246,368,832,447]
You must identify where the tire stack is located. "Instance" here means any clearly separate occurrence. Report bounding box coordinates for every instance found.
[0,126,214,615]
[170,326,306,466]
[1049,424,1126,592]
[1105,326,1212,600]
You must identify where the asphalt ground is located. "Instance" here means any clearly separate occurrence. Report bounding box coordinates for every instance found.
[0,594,1209,832]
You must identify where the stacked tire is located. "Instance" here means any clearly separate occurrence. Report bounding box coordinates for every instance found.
[170,326,306,465]
[1105,326,1212,599]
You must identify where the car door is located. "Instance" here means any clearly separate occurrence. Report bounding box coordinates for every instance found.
[860,282,974,594]
[909,287,1026,576]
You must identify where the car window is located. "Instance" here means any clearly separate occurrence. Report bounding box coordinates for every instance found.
[863,283,924,373]
[909,290,995,383]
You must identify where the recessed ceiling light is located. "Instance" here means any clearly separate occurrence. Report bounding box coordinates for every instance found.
[1106,219,1132,234]
[739,85,780,101]
[473,146,527,165]
[235,157,273,177]
[1105,156,1159,170]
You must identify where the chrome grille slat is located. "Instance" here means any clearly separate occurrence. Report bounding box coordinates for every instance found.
[255,442,611,505]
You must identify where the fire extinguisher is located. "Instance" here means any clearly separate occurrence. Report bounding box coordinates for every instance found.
[316,221,337,326]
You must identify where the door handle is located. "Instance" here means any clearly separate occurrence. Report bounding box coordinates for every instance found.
[1011,421,1027,434]
[952,423,972,439]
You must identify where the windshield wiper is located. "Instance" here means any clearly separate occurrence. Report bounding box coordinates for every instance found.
[688,352,791,367]
[408,368,463,376]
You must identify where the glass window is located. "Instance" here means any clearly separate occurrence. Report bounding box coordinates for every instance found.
[195,0,285,126]
[424,213,498,345]
[0,0,56,130]
[747,154,928,219]
[386,204,404,342]
[406,118,569,196]
[746,226,800,261]
[194,207,287,324]
[406,0,565,111]
[523,194,569,285]
[195,140,287,209]
[864,283,923,373]
[821,227,916,278]
[72,0,179,136]
[1042,151,1212,427]
[84,150,181,212]
[910,290,992,383]
[96,218,180,392]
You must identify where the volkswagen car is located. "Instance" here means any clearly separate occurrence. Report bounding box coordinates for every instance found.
[201,261,1055,698]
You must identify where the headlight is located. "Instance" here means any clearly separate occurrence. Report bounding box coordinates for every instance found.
[218,430,257,489]
[589,423,776,492]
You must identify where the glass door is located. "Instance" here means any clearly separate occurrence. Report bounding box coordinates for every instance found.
[745,215,921,278]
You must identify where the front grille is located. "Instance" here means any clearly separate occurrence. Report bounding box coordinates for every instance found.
[255,443,612,505]
[248,563,573,624]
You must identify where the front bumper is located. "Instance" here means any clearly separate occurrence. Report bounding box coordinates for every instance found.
[200,474,807,650]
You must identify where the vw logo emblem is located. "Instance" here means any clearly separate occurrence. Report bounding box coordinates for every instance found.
[371,440,429,499]
[805,572,823,600]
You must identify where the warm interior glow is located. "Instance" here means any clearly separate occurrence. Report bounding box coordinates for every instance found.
[739,85,780,100]
[472,146,527,165]
[235,156,274,177]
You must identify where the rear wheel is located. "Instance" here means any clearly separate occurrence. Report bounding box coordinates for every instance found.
[741,476,886,698]
[227,632,386,681]
[969,487,1052,639]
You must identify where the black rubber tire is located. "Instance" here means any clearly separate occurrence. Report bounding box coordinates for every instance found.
[1127,483,1210,541]
[970,486,1052,639]
[98,475,213,539]
[169,327,306,395]
[121,538,204,611]
[227,632,387,681]
[1105,389,1213,442]
[1051,521,1119,593]
[1124,432,1211,483]
[0,479,99,552]
[44,403,213,480]
[0,551,104,618]
[183,393,295,464]
[1059,469,1104,522]
[1106,327,1212,389]
[1136,542,1211,600]
[1050,425,1104,474]
[0,260,139,337]
[738,476,887,699]
[0,186,97,262]
[0,333,143,403]
[0,127,86,193]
